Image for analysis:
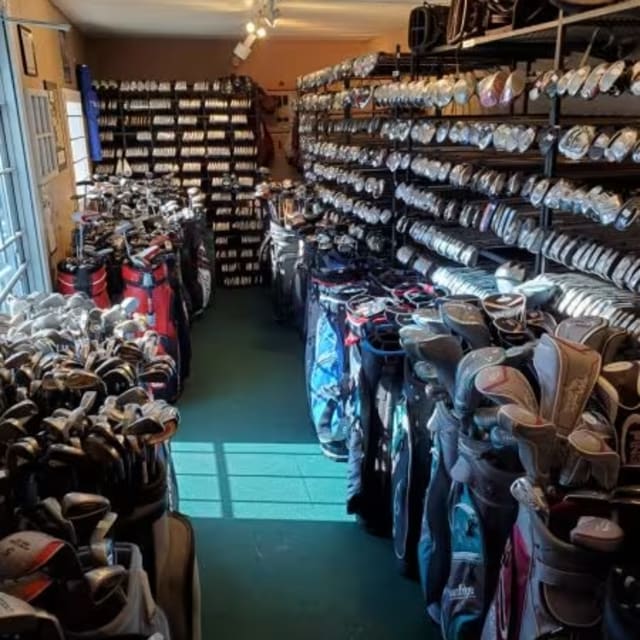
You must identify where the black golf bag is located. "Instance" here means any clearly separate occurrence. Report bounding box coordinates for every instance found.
[180,218,212,318]
[347,322,405,535]
[390,357,435,577]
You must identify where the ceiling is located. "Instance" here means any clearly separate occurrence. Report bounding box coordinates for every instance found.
[51,0,437,39]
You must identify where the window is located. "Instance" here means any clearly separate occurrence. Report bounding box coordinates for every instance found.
[63,89,91,194]
[25,90,58,184]
[0,24,50,303]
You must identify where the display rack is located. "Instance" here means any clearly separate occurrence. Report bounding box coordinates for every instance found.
[93,79,263,288]
[297,1,640,320]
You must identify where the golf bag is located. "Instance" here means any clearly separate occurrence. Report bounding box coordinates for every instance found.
[391,358,434,576]
[441,435,519,640]
[57,261,111,309]
[347,323,405,535]
[115,460,200,640]
[305,275,365,447]
[122,261,181,399]
[292,239,316,338]
[180,218,212,317]
[264,220,300,324]
[482,502,616,640]
[418,401,459,623]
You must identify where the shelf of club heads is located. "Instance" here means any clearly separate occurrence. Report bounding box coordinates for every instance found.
[95,87,258,196]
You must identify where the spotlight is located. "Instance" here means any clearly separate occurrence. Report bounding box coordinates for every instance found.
[246,21,256,34]
[256,26,267,38]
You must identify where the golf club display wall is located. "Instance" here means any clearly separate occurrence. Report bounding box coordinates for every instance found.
[297,2,640,335]
[93,78,262,288]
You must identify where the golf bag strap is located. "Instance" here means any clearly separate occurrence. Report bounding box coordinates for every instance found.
[533,558,602,592]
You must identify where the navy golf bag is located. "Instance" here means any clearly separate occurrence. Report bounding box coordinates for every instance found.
[441,435,519,640]
[390,356,435,577]
[418,400,460,623]
[347,322,405,535]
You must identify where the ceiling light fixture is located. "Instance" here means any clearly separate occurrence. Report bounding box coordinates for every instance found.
[246,21,256,34]
[256,26,267,38]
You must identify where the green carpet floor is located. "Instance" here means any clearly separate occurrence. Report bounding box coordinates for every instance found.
[175,289,437,639]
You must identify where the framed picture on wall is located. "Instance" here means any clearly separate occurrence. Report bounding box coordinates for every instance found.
[43,80,68,171]
[18,25,38,77]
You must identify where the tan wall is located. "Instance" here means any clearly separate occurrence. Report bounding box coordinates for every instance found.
[7,0,86,270]
[368,27,406,54]
[85,37,368,91]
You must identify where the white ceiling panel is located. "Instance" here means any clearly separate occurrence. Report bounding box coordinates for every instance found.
[51,0,435,39]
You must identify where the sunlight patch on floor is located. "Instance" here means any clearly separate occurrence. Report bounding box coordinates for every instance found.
[173,441,354,522]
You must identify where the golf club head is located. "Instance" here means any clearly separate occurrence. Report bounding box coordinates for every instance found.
[510,476,549,518]
[0,592,65,640]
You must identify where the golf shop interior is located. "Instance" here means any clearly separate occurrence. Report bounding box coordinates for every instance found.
[2,0,640,639]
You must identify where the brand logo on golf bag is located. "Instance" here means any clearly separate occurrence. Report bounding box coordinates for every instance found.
[448,583,476,601]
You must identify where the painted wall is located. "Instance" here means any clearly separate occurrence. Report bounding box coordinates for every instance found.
[85,36,369,91]
[7,0,86,270]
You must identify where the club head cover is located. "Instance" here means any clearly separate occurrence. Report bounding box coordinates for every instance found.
[534,334,602,437]
[440,301,492,350]
[574,411,618,452]
[570,516,624,554]
[475,365,539,413]
[600,327,628,365]
[499,403,556,484]
[416,334,464,400]
[399,325,441,364]
[600,361,640,412]
[561,430,621,491]
[411,306,446,330]
[454,347,506,418]
[594,376,620,426]
[555,316,610,353]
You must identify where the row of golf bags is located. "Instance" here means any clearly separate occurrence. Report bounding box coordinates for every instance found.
[0,291,200,639]
[57,175,213,402]
[299,248,640,639]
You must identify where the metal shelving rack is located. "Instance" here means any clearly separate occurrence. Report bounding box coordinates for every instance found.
[94,79,263,289]
[297,0,640,297]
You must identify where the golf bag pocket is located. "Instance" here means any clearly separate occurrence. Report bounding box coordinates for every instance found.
[309,307,348,444]
[419,403,459,622]
[441,483,486,640]
[57,260,111,309]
